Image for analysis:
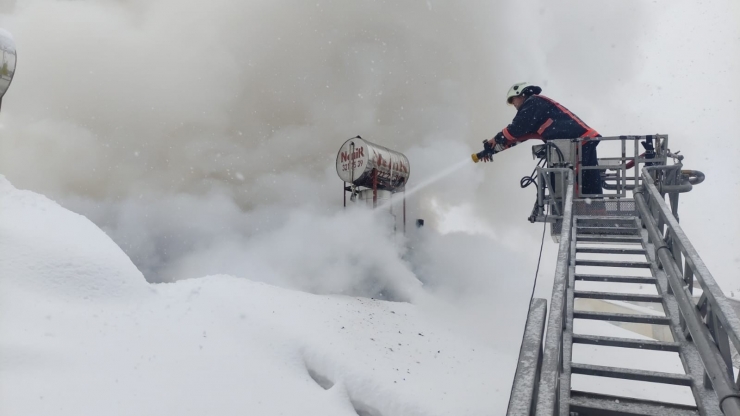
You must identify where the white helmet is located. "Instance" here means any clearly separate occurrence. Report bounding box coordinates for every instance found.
[506,82,541,105]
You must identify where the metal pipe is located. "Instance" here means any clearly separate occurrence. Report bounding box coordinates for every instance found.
[635,190,740,416]
[601,182,636,191]
[644,164,681,181]
[682,170,705,185]
[658,183,693,194]
[643,165,694,193]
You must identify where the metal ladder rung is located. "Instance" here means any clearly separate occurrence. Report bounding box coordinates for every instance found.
[571,363,693,386]
[575,274,656,284]
[577,216,638,222]
[572,334,681,352]
[574,290,663,303]
[575,259,652,268]
[574,311,671,325]
[576,247,647,255]
[577,226,640,235]
[577,235,643,243]
[570,390,699,416]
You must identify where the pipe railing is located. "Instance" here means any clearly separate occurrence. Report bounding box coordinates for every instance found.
[579,134,669,198]
[636,168,740,415]
[529,135,670,223]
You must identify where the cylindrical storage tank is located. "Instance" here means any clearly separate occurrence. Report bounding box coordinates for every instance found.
[358,189,391,207]
[0,29,17,99]
[336,137,410,191]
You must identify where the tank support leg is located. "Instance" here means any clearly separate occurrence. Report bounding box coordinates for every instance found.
[372,169,378,208]
[403,187,406,234]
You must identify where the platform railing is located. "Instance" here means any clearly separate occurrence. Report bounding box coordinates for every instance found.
[578,134,669,199]
[530,135,669,225]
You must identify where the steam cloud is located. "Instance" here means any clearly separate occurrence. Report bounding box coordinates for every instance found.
[0,0,738,304]
[0,0,517,293]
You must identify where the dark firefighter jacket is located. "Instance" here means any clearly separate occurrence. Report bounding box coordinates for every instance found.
[493,95,599,150]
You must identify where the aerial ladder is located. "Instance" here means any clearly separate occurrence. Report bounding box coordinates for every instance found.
[506,135,740,415]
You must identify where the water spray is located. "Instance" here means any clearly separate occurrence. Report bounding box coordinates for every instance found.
[401,158,471,200]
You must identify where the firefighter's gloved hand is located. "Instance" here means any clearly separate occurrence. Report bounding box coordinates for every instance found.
[479,140,494,162]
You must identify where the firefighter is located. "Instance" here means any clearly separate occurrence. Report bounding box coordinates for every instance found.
[481,82,603,195]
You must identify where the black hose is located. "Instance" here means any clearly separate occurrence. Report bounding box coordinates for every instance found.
[520,158,547,189]
[549,142,565,164]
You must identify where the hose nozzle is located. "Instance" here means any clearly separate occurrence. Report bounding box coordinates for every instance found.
[472,140,495,163]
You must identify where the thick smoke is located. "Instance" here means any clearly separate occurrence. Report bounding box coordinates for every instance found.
[0,0,737,308]
[0,0,522,301]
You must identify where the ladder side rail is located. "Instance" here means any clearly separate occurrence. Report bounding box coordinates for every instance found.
[507,298,548,416]
[637,193,739,415]
[642,168,740,367]
[557,217,578,416]
[637,170,740,415]
[637,216,723,415]
[534,169,574,416]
